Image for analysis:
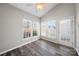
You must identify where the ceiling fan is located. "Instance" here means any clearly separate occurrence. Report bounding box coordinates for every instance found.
[26,3,46,10]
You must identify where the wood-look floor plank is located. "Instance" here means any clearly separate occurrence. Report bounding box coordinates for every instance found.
[0,39,78,56]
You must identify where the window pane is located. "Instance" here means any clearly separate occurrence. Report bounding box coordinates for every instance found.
[47,20,56,38]
[41,20,56,39]
[32,21,40,36]
[23,19,32,38]
[41,21,47,36]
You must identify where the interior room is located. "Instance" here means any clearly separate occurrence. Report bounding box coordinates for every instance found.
[0,3,79,56]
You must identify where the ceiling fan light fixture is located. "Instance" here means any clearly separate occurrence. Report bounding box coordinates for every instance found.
[35,3,46,10]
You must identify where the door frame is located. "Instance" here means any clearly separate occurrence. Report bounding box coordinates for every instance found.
[58,16,75,47]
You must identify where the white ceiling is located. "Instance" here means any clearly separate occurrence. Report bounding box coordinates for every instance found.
[9,3,58,18]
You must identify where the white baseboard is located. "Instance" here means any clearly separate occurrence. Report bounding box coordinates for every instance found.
[41,36,74,48]
[41,36,58,43]
[0,36,39,55]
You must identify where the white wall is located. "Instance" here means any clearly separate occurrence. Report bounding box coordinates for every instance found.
[76,4,79,48]
[41,4,75,44]
[0,4,40,54]
[74,4,79,55]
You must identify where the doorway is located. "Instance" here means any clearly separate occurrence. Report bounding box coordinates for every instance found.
[59,17,75,47]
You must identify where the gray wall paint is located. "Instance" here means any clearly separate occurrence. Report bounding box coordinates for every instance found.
[42,4,75,21]
[0,4,40,54]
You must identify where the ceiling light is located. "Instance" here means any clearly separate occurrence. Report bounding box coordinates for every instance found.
[35,3,46,10]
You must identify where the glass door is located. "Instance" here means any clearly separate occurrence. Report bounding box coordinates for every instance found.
[59,18,74,47]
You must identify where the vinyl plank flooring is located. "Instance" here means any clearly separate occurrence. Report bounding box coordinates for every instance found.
[0,39,78,56]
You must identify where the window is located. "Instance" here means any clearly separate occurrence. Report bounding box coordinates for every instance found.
[41,20,56,39]
[47,20,56,38]
[23,19,40,38]
[32,21,40,36]
[23,19,32,38]
[41,21,47,36]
